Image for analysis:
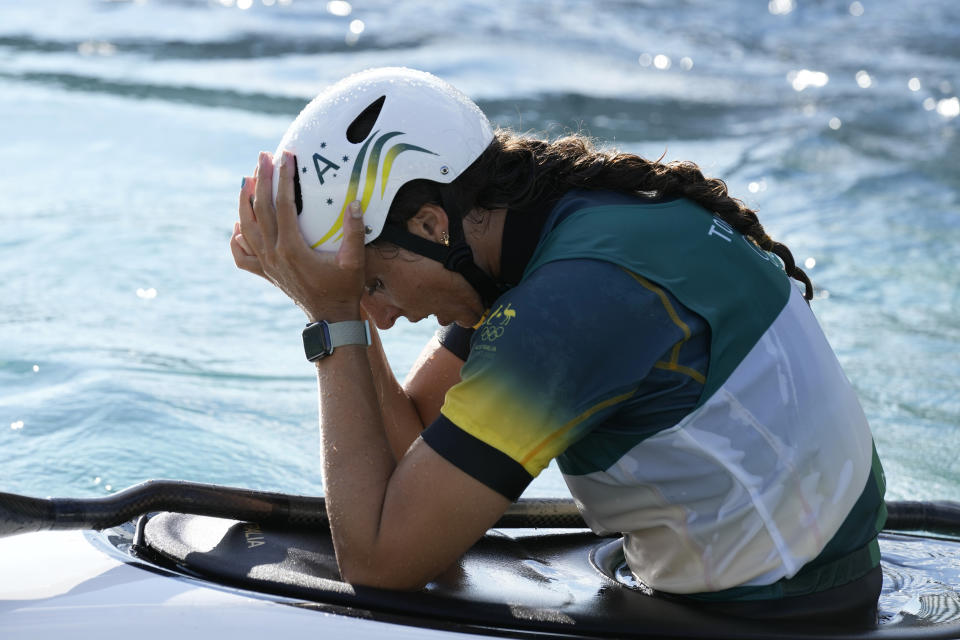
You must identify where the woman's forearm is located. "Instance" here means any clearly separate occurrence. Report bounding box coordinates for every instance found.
[365,322,430,460]
[315,343,510,590]
[314,345,396,580]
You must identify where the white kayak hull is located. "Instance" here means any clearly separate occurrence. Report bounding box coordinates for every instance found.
[0,529,488,640]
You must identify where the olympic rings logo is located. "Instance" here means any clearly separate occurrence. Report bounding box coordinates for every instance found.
[479,324,505,342]
[477,303,517,343]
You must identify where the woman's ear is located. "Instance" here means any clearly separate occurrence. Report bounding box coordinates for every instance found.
[406,203,449,243]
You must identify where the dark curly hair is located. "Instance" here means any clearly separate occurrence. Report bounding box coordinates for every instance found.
[383,130,813,301]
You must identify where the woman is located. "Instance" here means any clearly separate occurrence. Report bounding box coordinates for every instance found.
[231,67,885,623]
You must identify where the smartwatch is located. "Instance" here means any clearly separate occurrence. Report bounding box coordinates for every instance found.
[302,320,371,362]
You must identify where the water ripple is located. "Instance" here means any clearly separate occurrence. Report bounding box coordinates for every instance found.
[0,33,424,60]
[0,69,305,115]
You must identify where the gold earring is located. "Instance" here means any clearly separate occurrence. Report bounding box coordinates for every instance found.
[441,231,450,247]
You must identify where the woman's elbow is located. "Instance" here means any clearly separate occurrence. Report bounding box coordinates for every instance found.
[338,558,434,591]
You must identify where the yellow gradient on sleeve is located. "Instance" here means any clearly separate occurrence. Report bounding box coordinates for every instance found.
[443,373,638,477]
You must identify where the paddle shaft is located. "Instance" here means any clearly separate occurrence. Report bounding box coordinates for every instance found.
[0,480,585,537]
[0,480,328,536]
[1,480,957,537]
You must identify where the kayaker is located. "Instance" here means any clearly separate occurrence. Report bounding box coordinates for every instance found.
[231,67,886,625]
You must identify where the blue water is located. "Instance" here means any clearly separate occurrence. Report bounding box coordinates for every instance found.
[0,0,957,501]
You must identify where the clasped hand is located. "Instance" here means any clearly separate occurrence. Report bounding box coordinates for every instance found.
[230,151,366,323]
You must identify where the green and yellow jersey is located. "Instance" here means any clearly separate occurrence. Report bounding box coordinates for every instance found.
[422,190,885,598]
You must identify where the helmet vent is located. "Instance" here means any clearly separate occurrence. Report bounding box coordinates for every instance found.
[293,155,303,215]
[346,95,386,144]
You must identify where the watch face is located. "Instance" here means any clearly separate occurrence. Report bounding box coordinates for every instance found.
[303,322,332,361]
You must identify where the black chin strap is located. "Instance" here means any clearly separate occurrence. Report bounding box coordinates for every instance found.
[443,240,504,309]
[377,219,505,310]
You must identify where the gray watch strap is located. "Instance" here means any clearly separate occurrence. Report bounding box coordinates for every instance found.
[327,320,371,349]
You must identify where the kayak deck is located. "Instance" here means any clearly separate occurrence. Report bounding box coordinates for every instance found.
[110,512,960,640]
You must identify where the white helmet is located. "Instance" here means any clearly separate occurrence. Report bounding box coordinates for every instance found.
[273,67,494,253]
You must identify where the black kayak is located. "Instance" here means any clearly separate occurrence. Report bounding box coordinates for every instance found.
[120,505,960,640]
[7,480,960,639]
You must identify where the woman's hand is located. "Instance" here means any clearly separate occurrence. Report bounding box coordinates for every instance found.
[233,151,367,322]
[230,172,266,279]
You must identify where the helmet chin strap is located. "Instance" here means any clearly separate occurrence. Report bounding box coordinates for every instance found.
[376,207,505,310]
[442,240,504,310]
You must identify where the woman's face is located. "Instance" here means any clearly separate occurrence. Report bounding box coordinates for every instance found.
[360,245,485,330]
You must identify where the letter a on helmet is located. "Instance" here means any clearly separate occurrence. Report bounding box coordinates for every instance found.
[273,67,494,252]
